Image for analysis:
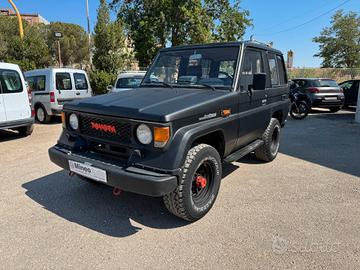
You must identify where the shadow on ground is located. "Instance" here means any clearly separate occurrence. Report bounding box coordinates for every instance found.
[0,129,23,143]
[280,109,360,177]
[22,171,189,238]
[22,162,240,237]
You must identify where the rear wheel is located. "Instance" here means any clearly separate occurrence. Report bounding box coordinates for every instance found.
[16,125,34,137]
[255,118,281,162]
[163,144,222,221]
[329,107,341,113]
[36,105,51,124]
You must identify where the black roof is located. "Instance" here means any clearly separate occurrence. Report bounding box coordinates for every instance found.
[160,41,283,55]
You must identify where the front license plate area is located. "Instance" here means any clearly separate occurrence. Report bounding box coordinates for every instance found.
[69,160,107,183]
[324,97,337,100]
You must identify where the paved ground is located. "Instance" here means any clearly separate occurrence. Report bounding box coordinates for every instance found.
[0,109,359,270]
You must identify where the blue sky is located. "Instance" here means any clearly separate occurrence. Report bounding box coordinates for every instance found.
[2,0,359,67]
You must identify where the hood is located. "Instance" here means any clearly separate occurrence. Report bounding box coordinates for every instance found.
[64,87,229,122]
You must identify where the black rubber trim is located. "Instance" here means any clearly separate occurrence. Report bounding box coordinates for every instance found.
[48,146,178,197]
[0,118,34,129]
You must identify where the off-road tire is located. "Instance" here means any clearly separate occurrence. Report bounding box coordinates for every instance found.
[36,105,51,124]
[163,144,222,222]
[255,118,281,162]
[329,107,341,113]
[16,125,34,137]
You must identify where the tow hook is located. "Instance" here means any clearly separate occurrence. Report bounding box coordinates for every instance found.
[69,171,75,177]
[113,187,122,196]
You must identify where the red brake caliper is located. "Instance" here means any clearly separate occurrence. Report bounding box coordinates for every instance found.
[196,176,207,188]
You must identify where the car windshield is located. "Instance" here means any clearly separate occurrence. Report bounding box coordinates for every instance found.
[142,46,239,90]
[314,80,339,87]
[116,76,144,89]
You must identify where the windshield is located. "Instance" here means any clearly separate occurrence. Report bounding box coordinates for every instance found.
[314,80,339,88]
[116,76,144,89]
[142,46,239,90]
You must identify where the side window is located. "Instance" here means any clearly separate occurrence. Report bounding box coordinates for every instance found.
[267,54,279,86]
[37,76,46,91]
[56,73,72,90]
[26,77,36,91]
[240,49,264,91]
[0,69,23,94]
[276,55,287,85]
[74,73,88,90]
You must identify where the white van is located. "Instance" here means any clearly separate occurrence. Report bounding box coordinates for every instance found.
[0,63,34,136]
[25,68,92,123]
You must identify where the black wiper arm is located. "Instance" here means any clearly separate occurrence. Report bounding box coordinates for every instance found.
[191,83,216,91]
[141,81,173,89]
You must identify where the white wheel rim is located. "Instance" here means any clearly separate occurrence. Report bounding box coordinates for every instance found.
[37,108,45,122]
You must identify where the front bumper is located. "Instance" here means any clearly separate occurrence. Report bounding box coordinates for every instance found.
[48,146,178,197]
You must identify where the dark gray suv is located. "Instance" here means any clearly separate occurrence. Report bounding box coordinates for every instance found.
[292,78,345,112]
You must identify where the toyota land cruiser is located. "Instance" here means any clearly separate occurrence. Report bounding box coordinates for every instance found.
[49,41,290,221]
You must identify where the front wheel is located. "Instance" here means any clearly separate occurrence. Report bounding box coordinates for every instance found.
[36,106,51,124]
[290,101,309,120]
[163,144,222,222]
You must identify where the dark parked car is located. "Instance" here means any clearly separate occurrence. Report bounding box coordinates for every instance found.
[49,41,290,221]
[339,80,359,107]
[292,78,345,112]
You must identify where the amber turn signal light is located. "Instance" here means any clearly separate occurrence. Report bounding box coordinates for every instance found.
[222,109,231,117]
[61,112,66,127]
[154,127,170,148]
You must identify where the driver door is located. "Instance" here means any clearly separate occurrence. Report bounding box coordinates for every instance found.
[235,48,270,149]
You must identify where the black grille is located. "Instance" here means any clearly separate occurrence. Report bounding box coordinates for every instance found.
[79,115,132,143]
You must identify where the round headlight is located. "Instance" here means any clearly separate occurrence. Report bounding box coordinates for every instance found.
[136,124,152,145]
[69,114,79,130]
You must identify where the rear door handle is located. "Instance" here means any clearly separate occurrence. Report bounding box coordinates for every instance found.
[76,92,80,96]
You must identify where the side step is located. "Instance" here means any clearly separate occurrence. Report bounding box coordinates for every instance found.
[224,139,264,163]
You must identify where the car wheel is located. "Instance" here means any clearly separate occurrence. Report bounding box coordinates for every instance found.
[255,118,281,162]
[163,144,222,222]
[36,106,51,124]
[329,107,341,113]
[16,125,34,137]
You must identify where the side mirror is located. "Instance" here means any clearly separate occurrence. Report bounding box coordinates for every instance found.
[253,73,266,90]
[107,85,113,92]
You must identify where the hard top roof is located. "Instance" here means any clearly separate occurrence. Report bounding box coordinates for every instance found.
[160,41,283,55]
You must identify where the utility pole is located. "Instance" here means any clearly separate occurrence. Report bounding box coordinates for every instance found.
[54,32,63,68]
[86,0,92,66]
[8,0,24,39]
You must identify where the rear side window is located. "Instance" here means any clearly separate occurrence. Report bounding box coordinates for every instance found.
[267,54,279,86]
[314,80,339,87]
[26,77,36,91]
[26,75,46,91]
[0,69,23,94]
[74,73,88,90]
[56,73,72,90]
[276,55,287,85]
[37,76,46,91]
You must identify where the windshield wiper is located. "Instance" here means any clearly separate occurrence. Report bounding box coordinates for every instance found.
[189,83,216,91]
[141,81,174,89]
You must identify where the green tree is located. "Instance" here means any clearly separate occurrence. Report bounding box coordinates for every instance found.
[93,0,129,74]
[112,0,251,67]
[47,22,90,67]
[313,10,360,68]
